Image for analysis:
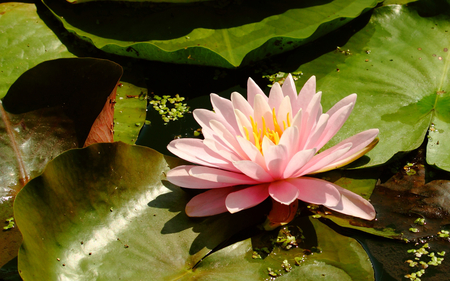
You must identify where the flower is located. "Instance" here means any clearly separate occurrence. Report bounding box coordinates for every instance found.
[167,74,378,225]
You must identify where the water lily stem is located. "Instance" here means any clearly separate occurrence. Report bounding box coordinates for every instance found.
[0,100,29,187]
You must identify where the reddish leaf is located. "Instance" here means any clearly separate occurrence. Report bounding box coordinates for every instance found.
[84,89,117,147]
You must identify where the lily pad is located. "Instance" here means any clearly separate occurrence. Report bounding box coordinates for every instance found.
[191,217,373,280]
[0,57,121,267]
[114,82,147,144]
[42,0,380,68]
[14,142,270,279]
[0,2,74,100]
[285,4,450,171]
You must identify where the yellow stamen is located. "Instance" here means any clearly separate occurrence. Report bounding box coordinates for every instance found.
[245,109,292,154]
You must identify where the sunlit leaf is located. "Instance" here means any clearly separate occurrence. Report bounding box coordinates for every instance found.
[15,142,269,279]
[285,4,450,171]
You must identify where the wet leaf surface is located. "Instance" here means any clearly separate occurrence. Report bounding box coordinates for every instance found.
[0,58,122,268]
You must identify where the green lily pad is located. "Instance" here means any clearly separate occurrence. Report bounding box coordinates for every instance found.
[114,82,147,144]
[15,142,271,279]
[0,57,121,267]
[68,0,212,3]
[285,4,450,171]
[191,217,373,280]
[0,2,74,100]
[42,0,380,68]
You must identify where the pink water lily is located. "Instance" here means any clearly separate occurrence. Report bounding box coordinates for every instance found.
[167,74,378,224]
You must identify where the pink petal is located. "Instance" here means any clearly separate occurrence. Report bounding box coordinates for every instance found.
[281,74,298,105]
[203,139,241,164]
[268,83,284,111]
[168,138,232,170]
[193,109,236,135]
[289,177,341,206]
[295,75,316,113]
[294,142,352,177]
[276,96,293,132]
[283,148,316,179]
[226,184,270,213]
[268,180,299,205]
[264,143,289,180]
[253,94,274,130]
[236,136,267,170]
[298,92,323,150]
[234,109,254,142]
[210,94,240,135]
[278,126,299,160]
[189,166,260,185]
[247,77,267,106]
[303,113,329,150]
[209,119,247,159]
[314,102,354,150]
[167,166,236,189]
[185,187,236,217]
[314,129,379,173]
[231,92,253,119]
[325,93,357,117]
[233,160,274,182]
[325,184,376,220]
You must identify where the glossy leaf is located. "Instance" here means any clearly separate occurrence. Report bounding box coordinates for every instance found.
[286,4,450,171]
[42,0,380,68]
[0,2,74,100]
[15,142,269,279]
[0,58,122,267]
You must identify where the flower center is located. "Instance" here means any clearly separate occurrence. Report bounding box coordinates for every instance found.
[243,108,291,153]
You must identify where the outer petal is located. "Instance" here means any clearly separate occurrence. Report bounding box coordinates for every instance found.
[168,138,233,170]
[289,177,341,206]
[283,148,316,179]
[193,108,236,135]
[325,184,376,220]
[210,119,247,159]
[186,187,236,217]
[264,143,289,180]
[167,166,237,189]
[190,166,261,186]
[303,113,329,150]
[268,180,299,205]
[233,160,274,182]
[295,142,352,177]
[210,94,240,135]
[313,102,354,150]
[298,92,322,150]
[226,183,270,213]
[313,129,379,173]
[278,126,299,161]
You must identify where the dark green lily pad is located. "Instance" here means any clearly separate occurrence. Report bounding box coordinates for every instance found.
[14,142,268,279]
[15,142,373,280]
[0,57,122,267]
[285,4,450,171]
[42,0,380,68]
